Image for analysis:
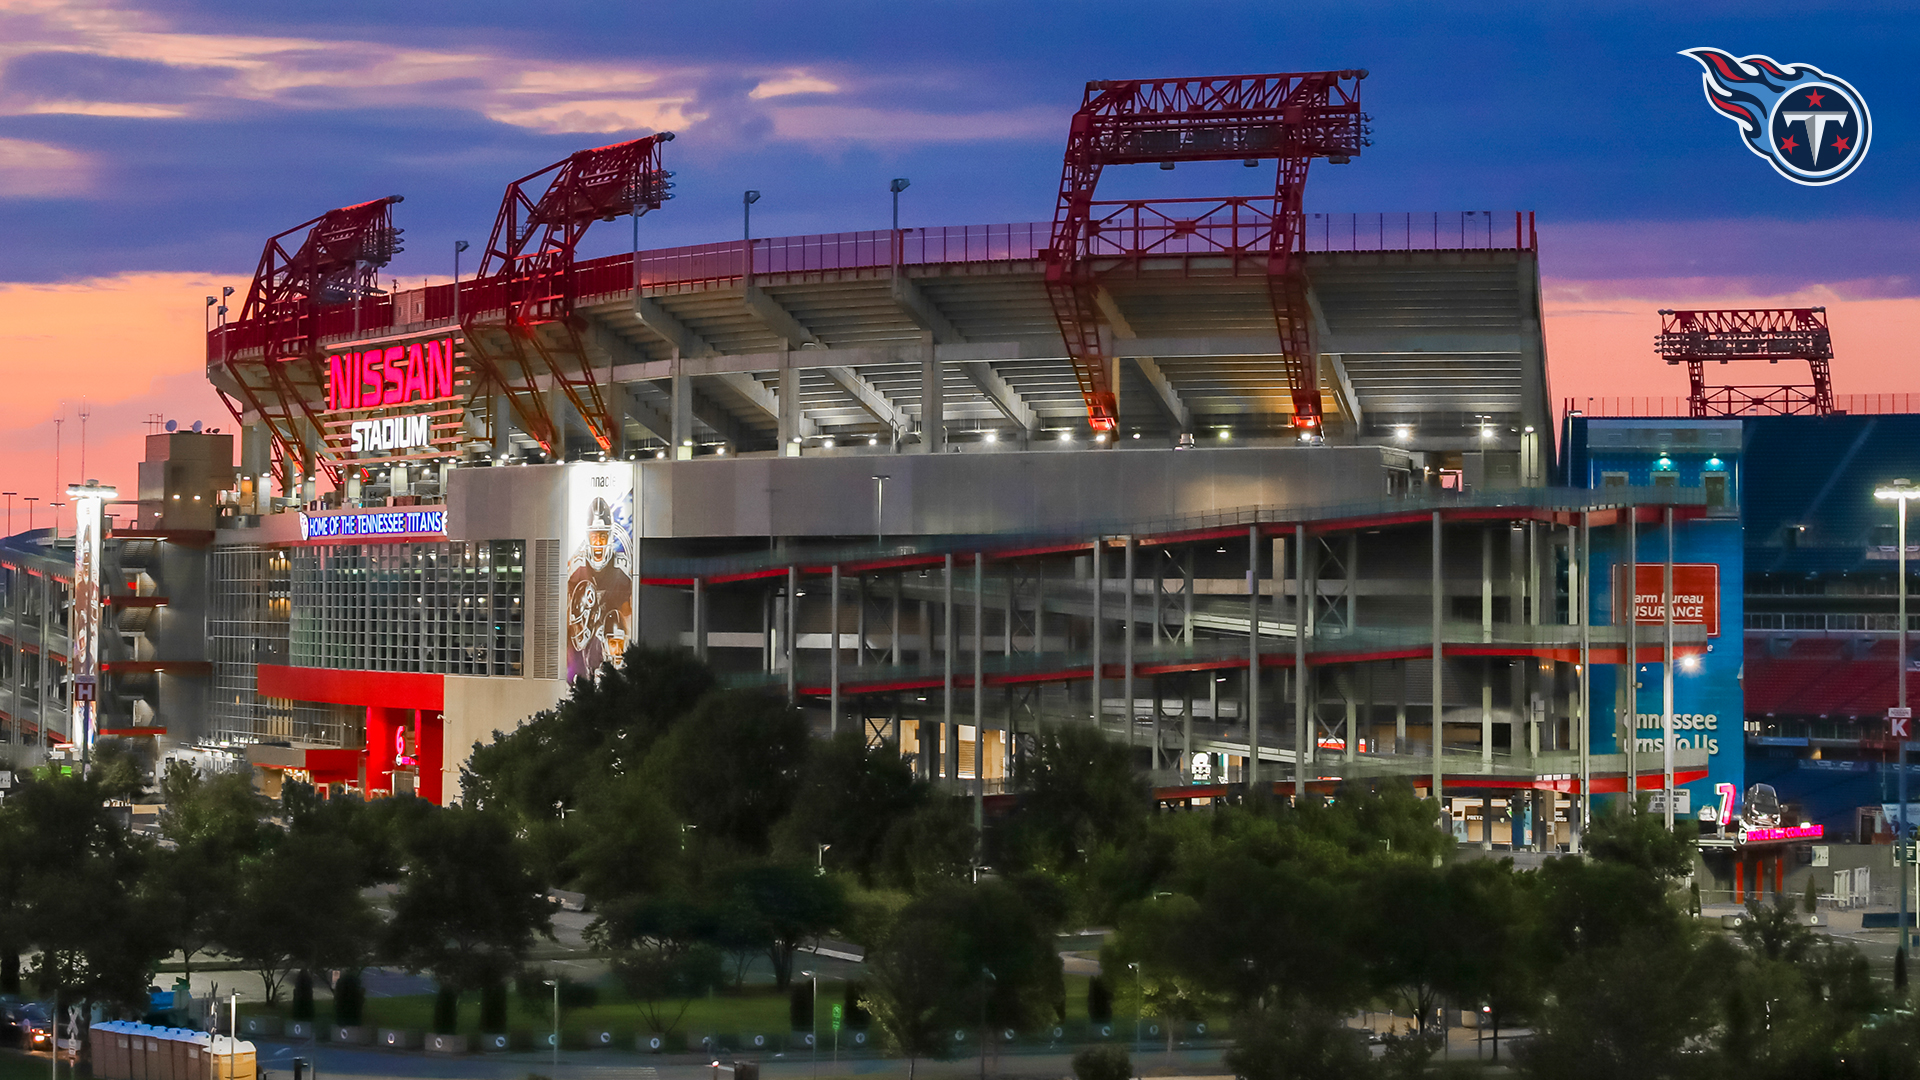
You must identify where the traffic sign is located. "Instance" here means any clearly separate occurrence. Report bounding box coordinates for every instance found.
[1893,707,1912,740]
[831,1004,843,1033]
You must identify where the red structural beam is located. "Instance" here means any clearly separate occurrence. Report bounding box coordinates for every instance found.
[1655,306,1834,417]
[215,196,405,489]
[466,134,675,455]
[1045,70,1369,432]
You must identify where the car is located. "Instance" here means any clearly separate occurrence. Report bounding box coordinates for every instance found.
[0,1002,51,1050]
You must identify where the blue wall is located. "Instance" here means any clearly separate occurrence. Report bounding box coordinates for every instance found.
[1571,418,1746,814]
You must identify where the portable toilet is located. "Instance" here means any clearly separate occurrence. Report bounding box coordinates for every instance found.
[182,1031,211,1080]
[129,1023,152,1080]
[148,1028,176,1080]
[91,1020,129,1080]
[167,1029,198,1080]
[208,1035,255,1080]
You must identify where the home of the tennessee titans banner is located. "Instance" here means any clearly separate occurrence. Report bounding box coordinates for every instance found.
[1682,47,1871,186]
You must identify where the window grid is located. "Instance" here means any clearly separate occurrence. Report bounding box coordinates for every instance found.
[289,541,524,677]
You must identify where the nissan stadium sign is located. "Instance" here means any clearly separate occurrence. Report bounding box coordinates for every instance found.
[319,335,468,464]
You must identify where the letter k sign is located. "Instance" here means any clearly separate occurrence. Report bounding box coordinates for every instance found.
[1891,707,1912,740]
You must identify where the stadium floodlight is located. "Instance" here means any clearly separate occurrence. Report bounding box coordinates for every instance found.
[1877,477,1920,961]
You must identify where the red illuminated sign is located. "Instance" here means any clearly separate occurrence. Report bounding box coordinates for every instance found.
[1620,563,1721,636]
[1741,824,1822,843]
[326,338,458,412]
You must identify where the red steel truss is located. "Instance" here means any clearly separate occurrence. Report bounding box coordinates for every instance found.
[1044,71,1370,431]
[215,196,404,487]
[1655,307,1835,417]
[465,134,674,454]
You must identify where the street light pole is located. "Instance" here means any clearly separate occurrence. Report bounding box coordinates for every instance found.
[743,190,761,286]
[542,979,559,1076]
[889,178,910,271]
[1878,478,1918,960]
[801,969,818,1079]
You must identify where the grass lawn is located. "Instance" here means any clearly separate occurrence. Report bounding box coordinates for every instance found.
[242,972,1155,1044]
[0,1050,58,1080]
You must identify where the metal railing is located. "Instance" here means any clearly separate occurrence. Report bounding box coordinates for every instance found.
[644,485,1703,582]
[209,209,1536,357]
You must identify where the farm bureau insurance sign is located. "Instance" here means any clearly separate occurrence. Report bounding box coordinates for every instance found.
[1625,563,1721,636]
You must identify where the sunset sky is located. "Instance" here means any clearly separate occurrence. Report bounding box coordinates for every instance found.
[0,0,1914,520]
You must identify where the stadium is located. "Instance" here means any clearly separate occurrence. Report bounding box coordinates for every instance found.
[8,68,1874,874]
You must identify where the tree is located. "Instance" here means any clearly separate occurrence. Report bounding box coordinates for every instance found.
[1518,928,1720,1080]
[1072,1046,1131,1080]
[645,689,810,855]
[0,771,171,1016]
[152,763,271,977]
[385,806,552,1002]
[1584,795,1697,881]
[221,828,380,1005]
[878,795,980,892]
[773,731,924,884]
[712,861,847,989]
[592,895,725,1035]
[565,769,684,908]
[862,880,1063,1080]
[1000,726,1148,873]
[1224,1005,1374,1080]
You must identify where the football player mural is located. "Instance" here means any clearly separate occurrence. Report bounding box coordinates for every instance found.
[565,467,635,682]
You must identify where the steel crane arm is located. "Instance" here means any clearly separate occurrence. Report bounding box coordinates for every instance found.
[1046,69,1369,433]
[465,133,676,456]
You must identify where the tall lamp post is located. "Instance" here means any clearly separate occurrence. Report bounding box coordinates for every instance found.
[889,178,910,270]
[1878,478,1920,960]
[541,979,559,1077]
[743,190,761,285]
[801,969,818,1079]
[2,492,14,537]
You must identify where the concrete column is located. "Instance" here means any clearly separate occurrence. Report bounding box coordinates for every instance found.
[785,565,798,702]
[1575,511,1591,853]
[829,564,841,735]
[1247,525,1261,790]
[1293,525,1307,798]
[693,577,707,661]
[1034,561,1046,656]
[1346,533,1358,630]
[1481,669,1494,767]
[1663,506,1676,828]
[1091,540,1103,725]
[920,342,944,454]
[1481,529,1493,643]
[891,573,903,665]
[1432,512,1444,804]
[943,553,956,785]
[492,395,515,459]
[973,553,985,833]
[1124,536,1136,749]
[1184,549,1196,647]
[1181,679,1194,777]
[778,356,801,455]
[1396,660,1408,754]
[671,368,694,459]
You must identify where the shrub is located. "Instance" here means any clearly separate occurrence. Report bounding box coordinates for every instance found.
[481,980,509,1032]
[290,971,314,1021]
[1087,976,1113,1024]
[433,986,458,1035]
[790,981,814,1030]
[1073,1044,1131,1080]
[333,970,365,1027]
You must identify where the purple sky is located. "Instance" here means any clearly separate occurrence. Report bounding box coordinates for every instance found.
[0,0,1912,289]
